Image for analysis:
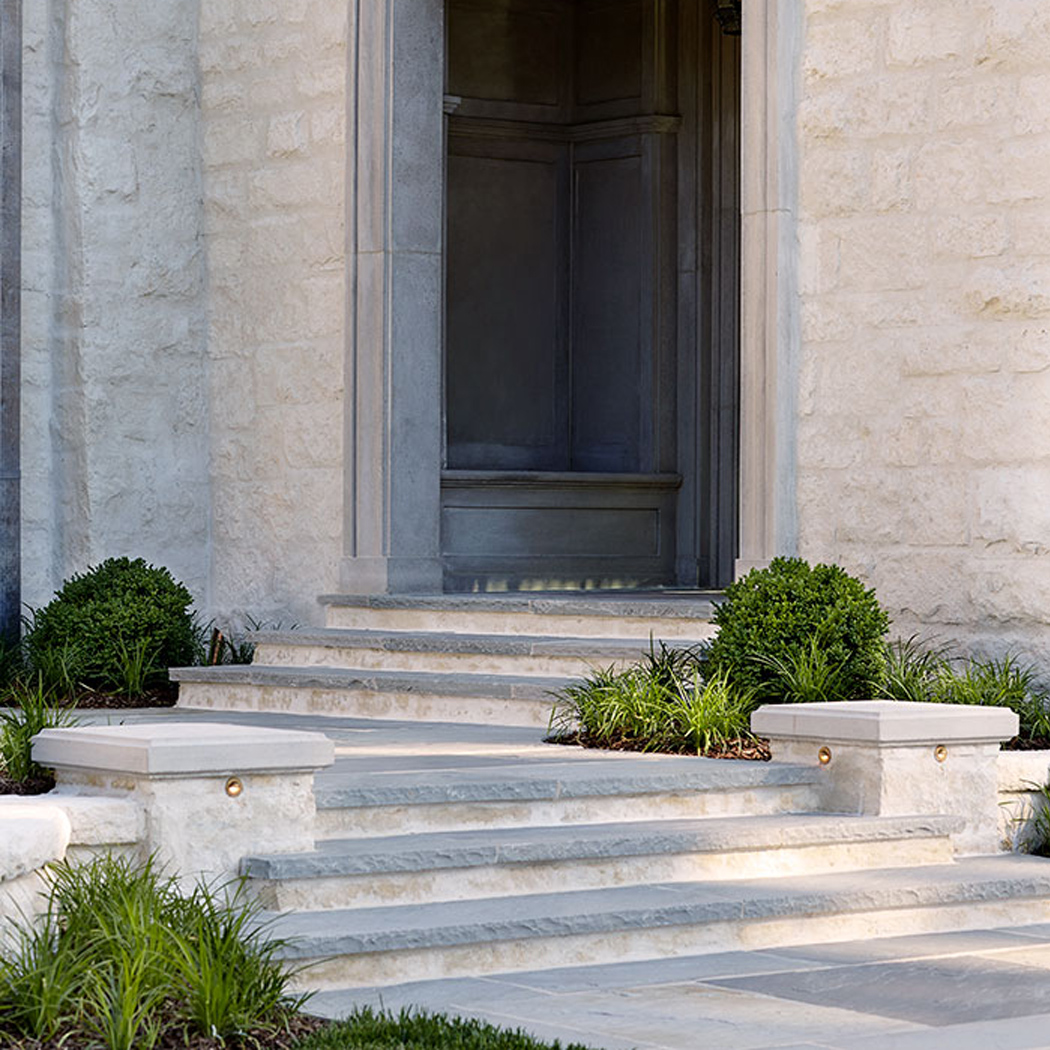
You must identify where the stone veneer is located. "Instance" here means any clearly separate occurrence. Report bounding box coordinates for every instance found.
[795,0,1050,664]
[199,0,346,624]
[21,0,210,610]
[20,0,346,627]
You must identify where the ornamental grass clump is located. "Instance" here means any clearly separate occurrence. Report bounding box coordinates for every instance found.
[881,635,952,705]
[0,676,77,793]
[931,653,1050,745]
[704,557,890,703]
[877,637,1050,746]
[294,1006,593,1050]
[0,854,311,1050]
[549,641,764,758]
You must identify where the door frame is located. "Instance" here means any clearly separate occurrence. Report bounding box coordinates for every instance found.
[737,0,801,575]
[341,0,797,594]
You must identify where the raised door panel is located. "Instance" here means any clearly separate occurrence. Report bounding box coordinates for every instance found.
[575,0,643,109]
[571,141,648,472]
[448,0,572,122]
[446,137,570,469]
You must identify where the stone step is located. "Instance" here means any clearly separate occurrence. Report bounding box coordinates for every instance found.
[313,757,822,837]
[251,628,697,679]
[171,665,566,728]
[243,814,959,911]
[320,593,719,641]
[268,855,1050,989]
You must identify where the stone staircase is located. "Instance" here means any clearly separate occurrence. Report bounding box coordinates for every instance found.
[172,592,720,726]
[170,594,1050,1003]
[243,738,1050,993]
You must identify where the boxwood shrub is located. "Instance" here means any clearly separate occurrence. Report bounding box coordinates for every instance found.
[705,556,890,702]
[25,557,198,691]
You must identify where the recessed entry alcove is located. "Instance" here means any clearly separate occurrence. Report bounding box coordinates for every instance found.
[440,0,740,592]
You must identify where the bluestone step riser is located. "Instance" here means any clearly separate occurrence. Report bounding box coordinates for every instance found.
[284,895,1050,991]
[251,836,956,912]
[316,785,824,838]
[177,683,554,729]
[251,643,641,679]
[324,606,717,641]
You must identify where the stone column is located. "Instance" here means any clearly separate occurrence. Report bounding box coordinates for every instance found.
[753,700,1019,854]
[341,0,445,595]
[736,0,802,577]
[33,722,335,884]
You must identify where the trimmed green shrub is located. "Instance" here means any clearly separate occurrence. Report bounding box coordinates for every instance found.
[24,558,198,693]
[705,557,890,702]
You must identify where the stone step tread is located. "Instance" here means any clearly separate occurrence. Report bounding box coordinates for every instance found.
[266,855,1050,958]
[243,813,961,880]
[170,664,571,701]
[251,628,707,659]
[319,593,719,621]
[313,757,820,810]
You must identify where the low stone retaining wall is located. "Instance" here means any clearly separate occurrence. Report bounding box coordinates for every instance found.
[999,751,1050,852]
[0,794,142,935]
[754,700,1019,855]
[3,721,334,933]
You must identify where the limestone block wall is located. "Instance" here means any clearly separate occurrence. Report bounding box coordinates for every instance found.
[199,0,347,626]
[0,796,143,935]
[21,0,210,612]
[795,0,1050,667]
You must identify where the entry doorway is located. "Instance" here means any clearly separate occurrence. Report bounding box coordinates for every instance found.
[441,0,740,592]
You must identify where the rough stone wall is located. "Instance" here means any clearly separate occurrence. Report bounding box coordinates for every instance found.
[200,0,346,627]
[796,0,1050,666]
[21,0,210,613]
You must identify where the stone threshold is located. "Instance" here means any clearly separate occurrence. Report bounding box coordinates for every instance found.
[318,592,721,619]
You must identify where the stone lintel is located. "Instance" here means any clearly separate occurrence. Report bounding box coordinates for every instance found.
[32,722,335,778]
[753,700,1018,747]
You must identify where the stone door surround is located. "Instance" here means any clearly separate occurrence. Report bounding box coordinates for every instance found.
[341,0,796,595]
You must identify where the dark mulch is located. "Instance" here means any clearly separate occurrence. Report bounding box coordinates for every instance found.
[0,771,55,796]
[546,732,772,761]
[1,1014,328,1050]
[72,679,180,709]
[552,733,1050,758]
[1003,735,1050,751]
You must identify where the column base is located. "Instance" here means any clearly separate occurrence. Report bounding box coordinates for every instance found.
[340,555,444,595]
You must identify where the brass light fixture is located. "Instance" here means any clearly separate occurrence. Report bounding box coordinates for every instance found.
[818,746,833,766]
[225,777,244,798]
[934,745,948,763]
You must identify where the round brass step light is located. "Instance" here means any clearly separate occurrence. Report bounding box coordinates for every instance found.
[225,776,244,798]
[935,745,948,763]
[818,746,832,766]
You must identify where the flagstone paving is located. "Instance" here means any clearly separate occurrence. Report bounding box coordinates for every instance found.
[304,926,1050,1050]
[72,708,1050,1049]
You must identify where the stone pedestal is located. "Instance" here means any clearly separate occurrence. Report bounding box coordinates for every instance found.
[33,723,335,884]
[753,701,1019,854]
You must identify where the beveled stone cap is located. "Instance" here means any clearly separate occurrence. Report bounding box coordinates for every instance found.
[752,700,1019,745]
[32,722,336,777]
